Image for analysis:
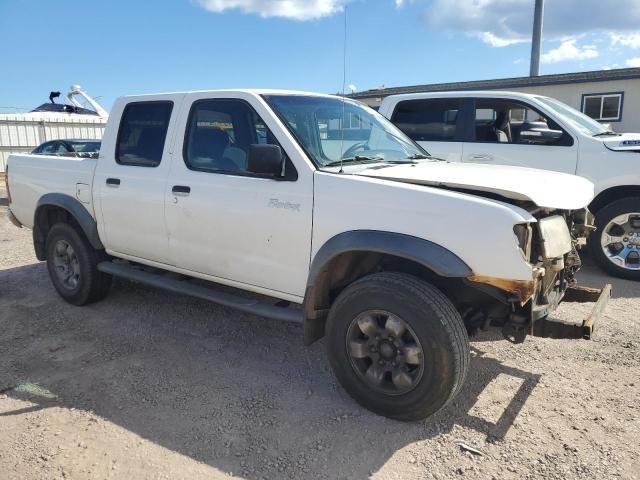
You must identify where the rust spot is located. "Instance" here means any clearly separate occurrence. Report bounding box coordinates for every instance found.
[468,274,535,304]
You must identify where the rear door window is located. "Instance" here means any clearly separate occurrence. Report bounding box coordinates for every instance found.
[116,102,173,167]
[391,99,461,141]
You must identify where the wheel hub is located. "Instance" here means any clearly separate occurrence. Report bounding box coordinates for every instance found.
[52,240,81,290]
[346,310,424,396]
[378,341,396,360]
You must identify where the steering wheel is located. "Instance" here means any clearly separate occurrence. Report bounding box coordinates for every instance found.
[342,142,371,158]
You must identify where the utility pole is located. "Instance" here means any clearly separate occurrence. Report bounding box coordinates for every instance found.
[530,0,544,76]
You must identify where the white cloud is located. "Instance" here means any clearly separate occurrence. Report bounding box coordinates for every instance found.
[478,32,526,48]
[541,39,599,64]
[612,33,640,49]
[197,0,348,20]
[422,0,640,48]
[626,57,640,67]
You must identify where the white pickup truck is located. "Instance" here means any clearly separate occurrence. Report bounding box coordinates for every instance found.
[380,91,640,280]
[5,89,609,421]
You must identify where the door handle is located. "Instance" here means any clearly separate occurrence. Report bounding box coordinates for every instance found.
[172,185,191,196]
[106,178,121,187]
[469,154,494,162]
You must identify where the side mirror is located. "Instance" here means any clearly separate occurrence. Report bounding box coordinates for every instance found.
[519,127,563,144]
[247,144,284,177]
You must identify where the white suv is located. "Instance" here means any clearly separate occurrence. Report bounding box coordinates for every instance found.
[380,91,640,280]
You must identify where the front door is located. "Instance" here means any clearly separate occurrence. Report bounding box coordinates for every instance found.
[462,98,579,174]
[165,94,313,298]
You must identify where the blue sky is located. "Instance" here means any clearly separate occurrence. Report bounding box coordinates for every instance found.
[1,0,640,112]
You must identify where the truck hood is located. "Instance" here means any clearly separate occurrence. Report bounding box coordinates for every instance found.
[356,161,594,210]
[601,133,640,152]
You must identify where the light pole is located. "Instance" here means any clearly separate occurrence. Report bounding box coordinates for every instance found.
[530,0,544,76]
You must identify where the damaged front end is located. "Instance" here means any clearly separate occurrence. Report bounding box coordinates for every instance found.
[468,208,610,343]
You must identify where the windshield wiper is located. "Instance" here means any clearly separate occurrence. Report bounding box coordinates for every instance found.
[593,131,619,137]
[405,154,430,160]
[324,155,385,167]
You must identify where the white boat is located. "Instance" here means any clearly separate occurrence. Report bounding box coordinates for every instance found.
[0,85,108,171]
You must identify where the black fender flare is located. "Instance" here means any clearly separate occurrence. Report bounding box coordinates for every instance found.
[33,193,103,260]
[302,230,472,344]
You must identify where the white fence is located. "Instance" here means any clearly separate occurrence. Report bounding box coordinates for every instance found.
[0,114,107,171]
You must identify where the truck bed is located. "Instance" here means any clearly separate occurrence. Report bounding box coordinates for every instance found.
[7,153,97,228]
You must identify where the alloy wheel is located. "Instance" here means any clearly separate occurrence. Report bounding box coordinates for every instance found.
[52,239,81,289]
[600,213,640,271]
[346,310,424,396]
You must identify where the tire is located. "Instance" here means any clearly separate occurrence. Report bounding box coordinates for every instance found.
[325,272,469,421]
[588,197,640,280]
[45,223,112,305]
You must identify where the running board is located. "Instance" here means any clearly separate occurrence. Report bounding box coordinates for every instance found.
[97,261,303,324]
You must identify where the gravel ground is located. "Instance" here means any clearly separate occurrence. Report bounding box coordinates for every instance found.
[1,184,639,480]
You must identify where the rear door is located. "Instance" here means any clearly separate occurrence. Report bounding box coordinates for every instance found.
[389,98,467,162]
[462,98,578,174]
[94,96,182,263]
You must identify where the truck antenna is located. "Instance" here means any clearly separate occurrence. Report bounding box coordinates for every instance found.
[339,6,348,173]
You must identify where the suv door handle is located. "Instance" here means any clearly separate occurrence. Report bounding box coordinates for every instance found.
[106,178,121,187]
[469,154,494,161]
[172,185,191,196]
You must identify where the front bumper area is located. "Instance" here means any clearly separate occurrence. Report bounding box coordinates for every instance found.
[531,284,612,340]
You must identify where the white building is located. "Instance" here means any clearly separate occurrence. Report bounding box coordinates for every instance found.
[0,86,107,172]
[352,68,640,133]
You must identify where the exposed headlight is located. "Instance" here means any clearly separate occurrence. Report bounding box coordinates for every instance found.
[513,223,533,260]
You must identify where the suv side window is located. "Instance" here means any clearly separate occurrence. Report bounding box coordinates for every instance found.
[184,99,296,179]
[473,98,573,146]
[116,101,173,167]
[391,99,461,142]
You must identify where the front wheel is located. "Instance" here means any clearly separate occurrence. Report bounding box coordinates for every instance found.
[589,197,640,280]
[325,272,469,421]
[45,223,112,305]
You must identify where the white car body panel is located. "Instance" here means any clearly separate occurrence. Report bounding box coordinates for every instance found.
[312,172,536,282]
[355,161,594,210]
[379,91,640,199]
[6,154,97,228]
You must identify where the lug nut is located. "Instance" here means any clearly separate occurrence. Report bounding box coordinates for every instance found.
[379,359,385,366]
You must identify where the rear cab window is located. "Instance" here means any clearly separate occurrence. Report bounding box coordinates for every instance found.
[116,101,174,167]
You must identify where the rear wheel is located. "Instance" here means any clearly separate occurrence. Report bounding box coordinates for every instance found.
[325,272,469,421]
[589,197,640,280]
[45,223,112,305]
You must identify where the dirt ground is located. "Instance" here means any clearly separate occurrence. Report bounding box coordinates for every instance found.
[1,184,639,480]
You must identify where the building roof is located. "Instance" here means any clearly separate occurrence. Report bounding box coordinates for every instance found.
[350,67,640,100]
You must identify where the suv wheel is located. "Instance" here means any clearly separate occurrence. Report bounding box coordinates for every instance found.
[589,197,640,280]
[325,272,469,421]
[46,223,112,305]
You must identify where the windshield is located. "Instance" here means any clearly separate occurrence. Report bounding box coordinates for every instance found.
[263,95,427,167]
[535,96,611,136]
